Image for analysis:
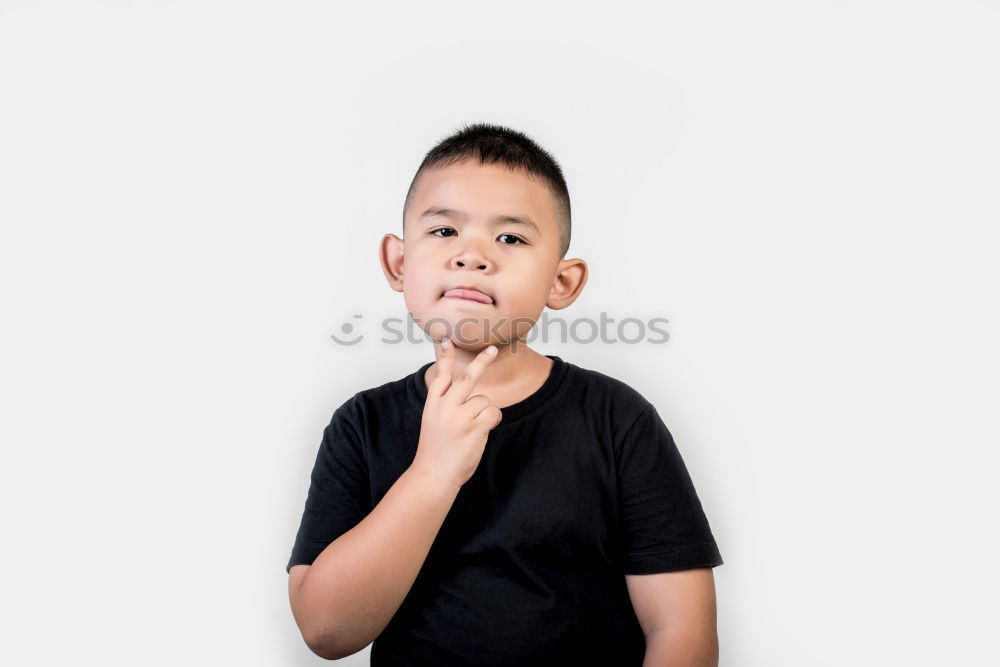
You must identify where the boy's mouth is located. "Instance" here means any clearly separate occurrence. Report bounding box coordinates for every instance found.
[441,286,495,305]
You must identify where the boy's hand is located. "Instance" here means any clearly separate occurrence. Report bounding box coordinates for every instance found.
[411,338,503,491]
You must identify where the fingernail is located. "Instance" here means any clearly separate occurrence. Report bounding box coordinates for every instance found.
[486,345,497,355]
[441,338,450,348]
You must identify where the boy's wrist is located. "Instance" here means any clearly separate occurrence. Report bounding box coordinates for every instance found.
[404,461,463,498]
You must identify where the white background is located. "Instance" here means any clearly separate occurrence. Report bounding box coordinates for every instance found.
[1,1,997,664]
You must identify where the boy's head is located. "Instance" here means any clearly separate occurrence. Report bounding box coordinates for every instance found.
[403,123,573,260]
[380,122,588,352]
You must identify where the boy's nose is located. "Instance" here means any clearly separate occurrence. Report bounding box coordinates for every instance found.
[451,247,491,271]
[452,257,489,270]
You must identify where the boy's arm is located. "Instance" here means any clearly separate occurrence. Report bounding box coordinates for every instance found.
[288,463,460,660]
[288,342,501,660]
[626,568,719,667]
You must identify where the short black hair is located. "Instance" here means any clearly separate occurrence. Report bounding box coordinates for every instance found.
[403,122,571,259]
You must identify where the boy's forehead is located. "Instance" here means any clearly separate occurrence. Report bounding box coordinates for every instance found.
[408,161,559,236]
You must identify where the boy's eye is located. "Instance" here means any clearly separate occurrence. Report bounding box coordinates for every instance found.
[430,228,527,246]
[497,233,526,246]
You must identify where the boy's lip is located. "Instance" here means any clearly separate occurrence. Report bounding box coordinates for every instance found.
[441,286,494,304]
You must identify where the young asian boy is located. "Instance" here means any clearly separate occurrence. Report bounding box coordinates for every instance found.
[286,122,724,665]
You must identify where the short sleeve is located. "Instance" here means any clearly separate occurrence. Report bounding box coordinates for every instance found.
[617,404,724,574]
[286,395,371,573]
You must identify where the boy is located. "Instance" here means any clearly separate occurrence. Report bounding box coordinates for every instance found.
[287,123,724,665]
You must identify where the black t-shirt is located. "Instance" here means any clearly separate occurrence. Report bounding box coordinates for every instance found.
[287,355,723,665]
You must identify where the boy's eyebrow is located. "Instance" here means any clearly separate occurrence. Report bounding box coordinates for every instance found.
[420,207,541,235]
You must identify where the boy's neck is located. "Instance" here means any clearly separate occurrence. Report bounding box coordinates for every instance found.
[424,343,555,410]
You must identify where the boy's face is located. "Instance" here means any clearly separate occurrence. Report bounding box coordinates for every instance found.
[381,159,586,351]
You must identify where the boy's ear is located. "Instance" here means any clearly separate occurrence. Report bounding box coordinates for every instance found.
[546,258,589,310]
[379,233,405,292]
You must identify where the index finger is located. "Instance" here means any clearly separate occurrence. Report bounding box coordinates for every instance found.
[428,337,454,398]
[445,344,498,403]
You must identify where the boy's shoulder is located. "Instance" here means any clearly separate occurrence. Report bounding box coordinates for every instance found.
[565,358,651,402]
[321,364,424,428]
[560,357,657,426]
